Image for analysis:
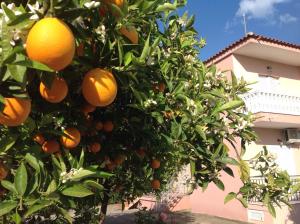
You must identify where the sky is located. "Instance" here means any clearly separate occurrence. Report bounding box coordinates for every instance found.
[183,0,300,61]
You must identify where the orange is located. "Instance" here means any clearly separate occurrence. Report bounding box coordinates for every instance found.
[95,121,103,131]
[136,148,146,158]
[81,103,96,115]
[106,162,116,171]
[103,121,114,132]
[89,142,101,153]
[33,133,45,145]
[42,140,60,154]
[151,159,160,169]
[40,76,68,103]
[104,0,124,8]
[60,127,81,149]
[153,83,166,93]
[26,18,75,71]
[0,161,8,180]
[120,26,138,44]
[151,179,160,190]
[0,98,31,126]
[82,68,118,107]
[114,154,126,165]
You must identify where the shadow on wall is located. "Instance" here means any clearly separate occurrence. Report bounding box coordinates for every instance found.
[288,204,300,224]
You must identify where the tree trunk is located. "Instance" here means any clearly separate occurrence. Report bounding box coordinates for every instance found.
[99,184,110,224]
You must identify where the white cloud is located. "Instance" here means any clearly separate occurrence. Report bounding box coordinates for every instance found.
[279,13,298,24]
[236,0,289,19]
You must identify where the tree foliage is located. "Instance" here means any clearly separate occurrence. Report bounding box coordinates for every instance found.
[0,0,294,223]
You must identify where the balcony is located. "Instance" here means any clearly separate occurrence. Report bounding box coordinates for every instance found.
[242,91,300,128]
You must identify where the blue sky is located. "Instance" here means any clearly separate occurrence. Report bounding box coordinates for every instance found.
[183,0,300,61]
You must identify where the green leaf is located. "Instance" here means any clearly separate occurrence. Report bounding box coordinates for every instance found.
[213,100,244,115]
[1,3,16,21]
[25,153,40,173]
[45,179,57,195]
[224,192,236,204]
[239,160,250,182]
[78,149,85,168]
[0,201,18,216]
[7,13,32,26]
[13,210,22,224]
[69,169,95,181]
[12,59,54,72]
[238,197,248,208]
[0,135,17,154]
[124,52,133,66]
[14,162,28,196]
[267,203,276,217]
[213,178,225,191]
[223,167,234,177]
[195,125,206,140]
[7,54,27,83]
[186,15,195,28]
[24,200,53,218]
[156,3,176,12]
[140,34,150,62]
[84,180,104,191]
[1,180,17,194]
[61,184,94,198]
[58,208,74,224]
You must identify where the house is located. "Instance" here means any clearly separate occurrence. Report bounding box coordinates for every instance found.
[186,33,300,224]
[129,33,300,224]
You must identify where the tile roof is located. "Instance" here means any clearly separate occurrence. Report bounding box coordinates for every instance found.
[204,33,300,65]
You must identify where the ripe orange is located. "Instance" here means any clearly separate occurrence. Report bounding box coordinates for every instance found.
[26,18,75,71]
[60,127,81,149]
[136,148,146,158]
[153,83,166,93]
[151,179,160,190]
[106,162,116,171]
[114,154,126,165]
[0,162,8,180]
[40,76,68,103]
[104,0,124,8]
[103,121,114,132]
[42,140,60,154]
[151,159,160,169]
[89,142,101,153]
[33,133,45,145]
[95,121,103,131]
[120,26,138,44]
[82,68,118,107]
[0,98,31,127]
[81,103,96,115]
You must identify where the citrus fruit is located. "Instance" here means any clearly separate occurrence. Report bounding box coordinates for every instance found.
[136,148,146,158]
[151,159,160,169]
[33,133,45,145]
[60,127,81,149]
[151,179,160,190]
[104,0,124,8]
[26,18,75,71]
[120,26,138,44]
[0,162,8,180]
[82,68,117,107]
[81,103,96,115]
[89,142,101,153]
[42,140,60,154]
[0,98,31,127]
[114,154,126,165]
[40,76,68,103]
[95,121,103,131]
[103,121,114,132]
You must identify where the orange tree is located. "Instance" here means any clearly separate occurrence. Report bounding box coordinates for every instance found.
[0,0,295,223]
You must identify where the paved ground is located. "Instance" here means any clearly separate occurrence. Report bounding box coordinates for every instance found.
[104,210,249,224]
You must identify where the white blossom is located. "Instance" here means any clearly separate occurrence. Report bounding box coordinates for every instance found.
[95,25,106,43]
[144,99,158,108]
[84,1,101,9]
[177,18,187,27]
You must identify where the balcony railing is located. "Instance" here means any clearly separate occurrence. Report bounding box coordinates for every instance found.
[250,175,300,203]
[242,91,300,116]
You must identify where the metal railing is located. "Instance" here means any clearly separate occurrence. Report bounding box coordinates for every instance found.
[250,175,300,203]
[242,91,300,115]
